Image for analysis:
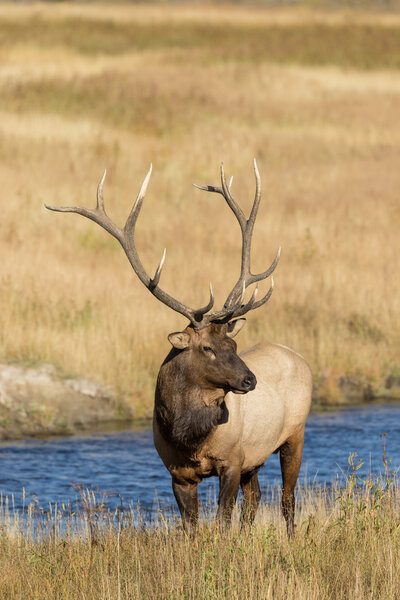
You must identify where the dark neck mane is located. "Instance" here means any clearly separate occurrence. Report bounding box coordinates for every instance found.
[155,348,226,451]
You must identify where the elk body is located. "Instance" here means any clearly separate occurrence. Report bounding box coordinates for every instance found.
[46,161,312,537]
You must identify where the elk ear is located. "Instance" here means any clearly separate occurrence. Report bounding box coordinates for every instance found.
[168,331,191,349]
[226,318,246,338]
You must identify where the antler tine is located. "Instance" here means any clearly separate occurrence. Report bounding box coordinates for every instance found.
[228,244,281,305]
[229,284,260,320]
[193,164,246,232]
[209,277,273,326]
[228,279,274,321]
[45,170,124,243]
[192,183,219,193]
[220,164,246,231]
[249,245,281,285]
[192,283,215,323]
[246,277,274,313]
[124,164,153,238]
[196,281,255,326]
[96,169,107,211]
[149,248,166,290]
[248,158,261,227]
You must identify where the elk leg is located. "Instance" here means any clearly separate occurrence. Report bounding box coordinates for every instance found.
[279,432,304,539]
[216,466,241,526]
[172,479,199,532]
[240,470,261,527]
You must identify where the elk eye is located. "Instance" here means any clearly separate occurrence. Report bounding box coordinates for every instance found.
[203,346,215,356]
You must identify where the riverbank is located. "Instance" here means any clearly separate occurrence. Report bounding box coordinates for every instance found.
[0,362,399,440]
[0,363,133,441]
[312,372,400,408]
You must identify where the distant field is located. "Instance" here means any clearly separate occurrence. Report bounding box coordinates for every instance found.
[0,2,399,417]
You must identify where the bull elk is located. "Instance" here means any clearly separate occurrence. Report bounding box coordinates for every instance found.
[46,160,312,537]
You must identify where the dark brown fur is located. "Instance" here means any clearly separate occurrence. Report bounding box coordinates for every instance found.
[156,394,226,451]
[154,324,253,453]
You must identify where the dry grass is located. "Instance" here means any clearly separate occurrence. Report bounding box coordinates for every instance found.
[0,3,399,416]
[0,461,399,599]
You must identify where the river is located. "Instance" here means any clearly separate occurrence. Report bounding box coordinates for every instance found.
[0,402,399,519]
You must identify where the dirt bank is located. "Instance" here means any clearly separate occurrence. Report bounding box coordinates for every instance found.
[312,373,400,408]
[0,363,133,440]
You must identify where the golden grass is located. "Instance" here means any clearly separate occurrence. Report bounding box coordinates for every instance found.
[0,466,399,599]
[0,3,399,416]
[1,2,400,27]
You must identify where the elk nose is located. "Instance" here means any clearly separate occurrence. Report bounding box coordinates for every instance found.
[242,373,257,391]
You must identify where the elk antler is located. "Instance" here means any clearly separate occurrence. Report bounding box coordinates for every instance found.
[193,159,281,324]
[45,161,280,329]
[45,166,214,327]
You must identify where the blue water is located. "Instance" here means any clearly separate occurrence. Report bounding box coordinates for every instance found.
[0,403,399,517]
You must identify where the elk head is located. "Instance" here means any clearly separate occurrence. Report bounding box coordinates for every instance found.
[45,160,280,395]
[167,319,257,395]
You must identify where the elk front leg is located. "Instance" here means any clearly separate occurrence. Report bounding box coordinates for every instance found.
[216,466,241,527]
[172,478,199,532]
[240,470,261,527]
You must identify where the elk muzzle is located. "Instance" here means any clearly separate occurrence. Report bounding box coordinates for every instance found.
[228,369,257,394]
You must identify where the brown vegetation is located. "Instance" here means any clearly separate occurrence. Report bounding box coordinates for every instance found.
[0,3,399,418]
[0,452,399,599]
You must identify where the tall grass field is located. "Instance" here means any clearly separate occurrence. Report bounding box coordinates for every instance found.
[0,2,399,417]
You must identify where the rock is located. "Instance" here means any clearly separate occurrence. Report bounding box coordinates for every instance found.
[0,364,132,440]
[65,377,111,399]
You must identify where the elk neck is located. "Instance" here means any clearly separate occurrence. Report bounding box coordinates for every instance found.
[154,347,227,451]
